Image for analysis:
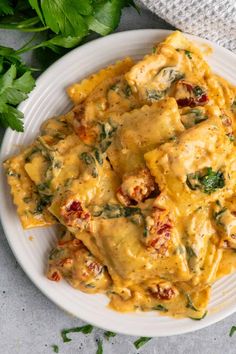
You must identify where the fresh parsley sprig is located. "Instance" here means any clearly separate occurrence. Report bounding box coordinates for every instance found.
[0,0,137,131]
[0,47,35,131]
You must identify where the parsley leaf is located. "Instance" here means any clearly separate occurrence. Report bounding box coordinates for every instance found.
[96,339,103,354]
[0,0,14,15]
[87,0,126,36]
[134,337,152,349]
[29,0,91,37]
[61,324,93,343]
[229,326,236,337]
[0,62,35,131]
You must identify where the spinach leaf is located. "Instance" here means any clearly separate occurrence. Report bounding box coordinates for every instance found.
[153,304,168,312]
[92,204,142,219]
[146,89,165,101]
[185,293,198,312]
[186,167,225,194]
[189,311,207,320]
[80,152,95,165]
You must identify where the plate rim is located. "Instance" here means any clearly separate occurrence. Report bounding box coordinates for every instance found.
[1,28,236,337]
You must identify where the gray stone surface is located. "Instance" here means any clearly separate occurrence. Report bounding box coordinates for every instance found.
[0,5,236,354]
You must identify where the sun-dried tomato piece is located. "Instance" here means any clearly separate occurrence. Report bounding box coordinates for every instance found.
[60,199,91,230]
[149,283,177,300]
[175,80,209,108]
[86,260,103,277]
[48,270,62,282]
[145,207,172,255]
[117,168,158,206]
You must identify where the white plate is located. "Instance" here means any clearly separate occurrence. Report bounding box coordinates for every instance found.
[1,29,236,337]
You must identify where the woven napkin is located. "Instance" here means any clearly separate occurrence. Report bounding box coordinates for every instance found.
[139,0,236,52]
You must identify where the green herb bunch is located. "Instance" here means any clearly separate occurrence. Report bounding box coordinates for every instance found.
[0,0,136,131]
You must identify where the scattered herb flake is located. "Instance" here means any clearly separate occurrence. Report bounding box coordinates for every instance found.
[134,337,152,349]
[61,324,93,343]
[104,331,116,340]
[51,344,59,353]
[229,326,236,337]
[96,339,103,354]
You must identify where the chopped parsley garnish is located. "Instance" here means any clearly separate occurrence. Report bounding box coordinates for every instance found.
[96,339,103,354]
[51,344,59,353]
[153,304,168,312]
[185,293,198,312]
[133,337,152,349]
[186,167,225,194]
[189,311,207,320]
[104,331,116,340]
[229,326,236,337]
[61,324,93,343]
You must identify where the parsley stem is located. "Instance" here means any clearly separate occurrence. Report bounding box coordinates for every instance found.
[17,33,39,52]
[0,17,49,32]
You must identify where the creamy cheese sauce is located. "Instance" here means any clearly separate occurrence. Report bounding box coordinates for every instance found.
[4,31,236,320]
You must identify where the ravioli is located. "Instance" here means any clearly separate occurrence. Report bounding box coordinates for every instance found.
[4,31,236,320]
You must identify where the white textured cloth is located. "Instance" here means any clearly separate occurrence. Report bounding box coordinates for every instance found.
[139,0,236,52]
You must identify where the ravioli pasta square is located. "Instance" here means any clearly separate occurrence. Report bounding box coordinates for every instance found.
[4,31,236,320]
